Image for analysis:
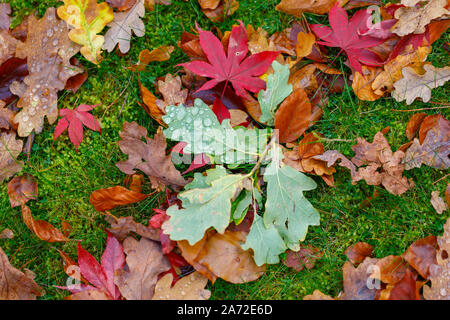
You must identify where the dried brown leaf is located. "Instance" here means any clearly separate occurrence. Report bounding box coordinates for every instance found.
[276,0,338,16]
[431,190,448,214]
[152,272,211,300]
[90,186,149,212]
[129,46,174,72]
[0,132,23,183]
[105,215,160,242]
[344,242,374,266]
[406,113,427,141]
[21,205,68,242]
[283,246,323,272]
[402,235,437,279]
[7,174,38,208]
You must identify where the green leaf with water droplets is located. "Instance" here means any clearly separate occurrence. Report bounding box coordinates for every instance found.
[163,99,269,165]
[258,61,292,125]
[162,166,249,245]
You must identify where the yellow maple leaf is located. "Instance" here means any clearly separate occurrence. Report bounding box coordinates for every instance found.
[57,0,114,64]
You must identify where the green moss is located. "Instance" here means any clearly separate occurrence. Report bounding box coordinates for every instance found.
[0,0,448,300]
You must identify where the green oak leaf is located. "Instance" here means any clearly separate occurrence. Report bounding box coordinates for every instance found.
[163,99,269,165]
[258,61,292,125]
[162,166,248,245]
[241,214,287,266]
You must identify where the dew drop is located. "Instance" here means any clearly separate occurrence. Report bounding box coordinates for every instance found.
[47,29,53,37]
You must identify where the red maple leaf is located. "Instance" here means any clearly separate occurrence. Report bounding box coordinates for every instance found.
[54,104,101,150]
[179,21,279,98]
[57,232,125,300]
[310,4,392,73]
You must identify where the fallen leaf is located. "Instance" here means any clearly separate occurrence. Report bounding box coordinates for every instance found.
[114,237,170,300]
[152,271,211,300]
[446,184,450,207]
[303,290,335,300]
[178,229,266,284]
[155,74,188,110]
[283,246,323,272]
[54,104,101,150]
[90,186,149,211]
[0,132,23,183]
[0,31,17,66]
[403,115,450,170]
[371,46,430,96]
[105,214,160,242]
[392,0,449,36]
[21,205,68,242]
[11,7,83,137]
[431,191,448,214]
[380,268,420,300]
[116,122,187,190]
[57,0,114,64]
[351,66,383,101]
[296,32,315,59]
[179,21,279,98]
[344,242,374,265]
[315,131,415,195]
[0,3,11,30]
[372,255,408,284]
[106,0,137,11]
[402,235,437,279]
[276,0,338,16]
[0,246,43,299]
[406,113,428,141]
[7,174,38,208]
[64,58,89,93]
[0,229,14,239]
[198,0,239,22]
[393,64,450,105]
[423,218,450,300]
[340,257,379,300]
[104,0,145,54]
[274,88,311,143]
[0,57,28,105]
[129,46,174,72]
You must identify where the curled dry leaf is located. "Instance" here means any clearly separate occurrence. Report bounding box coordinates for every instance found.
[0,246,43,300]
[11,8,83,137]
[152,271,211,300]
[105,214,160,242]
[283,246,323,272]
[114,237,171,300]
[57,0,114,64]
[104,0,145,54]
[274,88,311,143]
[276,0,339,16]
[403,115,450,170]
[90,186,149,212]
[21,205,68,242]
[393,64,450,105]
[344,242,374,266]
[129,46,174,72]
[139,79,166,126]
[423,218,450,300]
[198,0,239,22]
[0,132,23,183]
[371,46,430,96]
[431,190,448,214]
[392,0,449,36]
[0,229,14,239]
[7,174,38,208]
[178,229,266,284]
[406,113,428,141]
[402,235,437,279]
[116,122,187,190]
[315,131,414,195]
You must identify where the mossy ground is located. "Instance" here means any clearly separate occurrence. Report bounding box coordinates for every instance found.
[0,0,449,300]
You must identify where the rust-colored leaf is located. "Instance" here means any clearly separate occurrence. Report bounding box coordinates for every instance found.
[344,242,374,266]
[7,174,38,208]
[198,0,239,22]
[21,205,68,242]
[116,122,187,191]
[296,32,315,59]
[402,235,437,279]
[0,229,14,239]
[276,0,339,16]
[0,246,43,300]
[106,0,137,11]
[129,46,174,72]
[178,229,266,284]
[406,113,427,141]
[90,186,149,212]
[104,214,160,242]
[275,88,311,143]
[283,246,323,272]
[373,255,408,284]
[64,58,88,93]
[0,57,28,105]
[380,269,421,300]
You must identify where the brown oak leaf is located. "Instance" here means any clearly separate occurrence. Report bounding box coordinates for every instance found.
[10,8,82,137]
[0,132,23,183]
[402,235,437,279]
[152,271,211,300]
[344,242,374,266]
[7,173,38,208]
[116,122,187,191]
